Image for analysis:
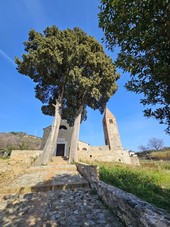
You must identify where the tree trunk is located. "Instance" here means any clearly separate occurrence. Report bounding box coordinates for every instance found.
[35,100,61,165]
[69,108,82,163]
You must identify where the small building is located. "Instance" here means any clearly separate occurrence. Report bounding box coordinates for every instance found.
[41,108,139,165]
[41,120,73,157]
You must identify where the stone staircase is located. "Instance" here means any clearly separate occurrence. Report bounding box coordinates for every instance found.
[0,157,125,227]
[50,156,69,164]
[0,157,89,194]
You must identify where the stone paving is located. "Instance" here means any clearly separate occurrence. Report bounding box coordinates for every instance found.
[0,164,89,194]
[0,158,125,226]
[0,189,124,227]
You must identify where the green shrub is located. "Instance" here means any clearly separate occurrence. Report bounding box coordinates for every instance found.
[10,131,26,136]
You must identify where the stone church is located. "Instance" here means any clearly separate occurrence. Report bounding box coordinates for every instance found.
[41,108,139,165]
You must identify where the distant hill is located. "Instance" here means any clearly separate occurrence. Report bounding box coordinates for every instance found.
[0,132,42,156]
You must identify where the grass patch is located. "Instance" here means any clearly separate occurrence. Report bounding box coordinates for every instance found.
[0,156,9,160]
[94,161,170,212]
[140,160,170,170]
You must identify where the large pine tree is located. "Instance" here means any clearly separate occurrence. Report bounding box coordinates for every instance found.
[16,26,119,163]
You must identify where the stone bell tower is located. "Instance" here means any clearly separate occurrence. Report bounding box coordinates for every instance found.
[103,108,122,150]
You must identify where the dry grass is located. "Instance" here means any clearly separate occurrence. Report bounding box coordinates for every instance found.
[150,150,170,160]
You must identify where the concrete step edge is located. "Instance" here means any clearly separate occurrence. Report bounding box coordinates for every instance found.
[0,182,89,194]
[26,167,77,173]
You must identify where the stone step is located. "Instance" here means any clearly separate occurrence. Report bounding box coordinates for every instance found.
[0,180,89,194]
[27,164,77,173]
[0,165,89,195]
[50,156,68,164]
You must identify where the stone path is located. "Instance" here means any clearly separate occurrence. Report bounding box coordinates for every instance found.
[0,158,124,226]
[0,189,124,227]
[0,164,88,194]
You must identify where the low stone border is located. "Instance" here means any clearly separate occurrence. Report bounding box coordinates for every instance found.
[76,162,170,227]
[76,162,99,182]
[10,150,42,166]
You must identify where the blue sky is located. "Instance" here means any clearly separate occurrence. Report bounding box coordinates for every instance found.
[0,0,169,151]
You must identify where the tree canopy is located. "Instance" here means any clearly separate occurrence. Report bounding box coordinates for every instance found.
[99,0,170,134]
[16,26,119,125]
[16,26,119,163]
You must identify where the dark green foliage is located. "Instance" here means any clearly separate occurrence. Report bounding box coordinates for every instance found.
[10,132,26,136]
[89,189,97,196]
[16,26,119,124]
[99,0,170,133]
[0,145,16,157]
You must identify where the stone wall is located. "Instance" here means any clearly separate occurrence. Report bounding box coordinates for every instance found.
[78,141,89,151]
[78,141,109,152]
[76,148,114,163]
[76,162,99,184]
[130,155,140,166]
[10,150,42,166]
[40,126,51,149]
[76,148,139,165]
[76,163,170,227]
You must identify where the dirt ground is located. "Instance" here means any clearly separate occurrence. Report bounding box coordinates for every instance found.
[0,158,28,186]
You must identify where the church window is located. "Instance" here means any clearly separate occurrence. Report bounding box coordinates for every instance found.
[109,119,113,124]
[82,148,87,150]
[59,125,67,130]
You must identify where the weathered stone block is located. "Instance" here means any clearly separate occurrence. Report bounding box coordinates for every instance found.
[77,163,170,227]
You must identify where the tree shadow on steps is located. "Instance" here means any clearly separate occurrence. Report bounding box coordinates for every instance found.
[0,173,89,227]
[0,173,124,227]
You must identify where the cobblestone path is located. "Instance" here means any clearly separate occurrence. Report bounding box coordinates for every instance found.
[0,158,124,226]
[0,189,124,227]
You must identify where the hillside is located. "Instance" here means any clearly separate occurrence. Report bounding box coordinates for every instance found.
[0,132,42,156]
[138,149,170,161]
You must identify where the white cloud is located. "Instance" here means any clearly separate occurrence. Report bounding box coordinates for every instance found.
[0,49,16,67]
